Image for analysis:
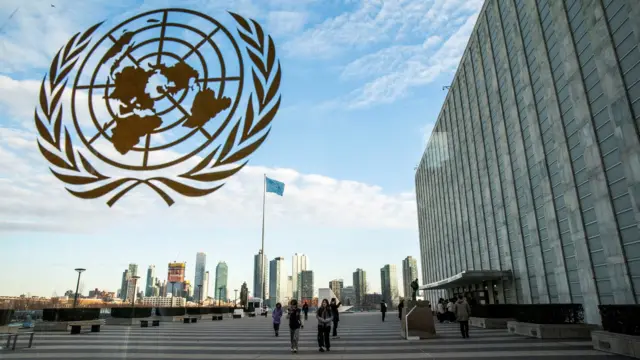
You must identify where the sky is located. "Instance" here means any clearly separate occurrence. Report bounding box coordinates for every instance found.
[0,0,482,298]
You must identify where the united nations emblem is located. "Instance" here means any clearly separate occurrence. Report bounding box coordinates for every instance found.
[34,9,281,206]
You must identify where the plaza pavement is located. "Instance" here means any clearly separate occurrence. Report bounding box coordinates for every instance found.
[0,312,627,359]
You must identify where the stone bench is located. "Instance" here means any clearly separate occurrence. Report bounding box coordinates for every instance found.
[183,316,198,324]
[1,332,35,351]
[212,315,223,321]
[469,317,513,329]
[69,320,103,335]
[592,330,640,358]
[507,321,598,339]
[140,320,160,328]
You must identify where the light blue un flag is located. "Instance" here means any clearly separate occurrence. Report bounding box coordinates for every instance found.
[265,177,285,196]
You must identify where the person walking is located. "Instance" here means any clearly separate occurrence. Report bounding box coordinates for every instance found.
[286,299,302,353]
[454,294,471,338]
[398,299,404,320]
[272,302,283,337]
[437,298,446,323]
[446,298,455,323]
[380,301,387,322]
[316,299,332,352]
[302,302,309,320]
[330,298,341,338]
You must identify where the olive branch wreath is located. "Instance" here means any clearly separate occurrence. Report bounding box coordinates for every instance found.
[34,12,281,207]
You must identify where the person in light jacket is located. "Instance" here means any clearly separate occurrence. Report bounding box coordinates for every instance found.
[272,302,283,337]
[316,298,333,352]
[453,294,471,338]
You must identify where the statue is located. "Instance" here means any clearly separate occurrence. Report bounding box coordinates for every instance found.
[411,279,419,301]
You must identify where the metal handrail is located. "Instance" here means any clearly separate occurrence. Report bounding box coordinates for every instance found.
[404,305,417,340]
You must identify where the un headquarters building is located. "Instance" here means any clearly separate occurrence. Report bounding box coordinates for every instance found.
[415,0,640,324]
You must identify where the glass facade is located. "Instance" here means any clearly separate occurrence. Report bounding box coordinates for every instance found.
[416,0,640,324]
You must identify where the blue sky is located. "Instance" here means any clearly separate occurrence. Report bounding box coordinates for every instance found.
[0,0,482,297]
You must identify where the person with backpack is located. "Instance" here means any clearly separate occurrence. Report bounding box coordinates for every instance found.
[330,298,341,337]
[286,299,302,353]
[316,298,333,352]
[272,302,283,336]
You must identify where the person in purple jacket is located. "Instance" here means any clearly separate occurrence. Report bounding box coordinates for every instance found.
[272,302,283,337]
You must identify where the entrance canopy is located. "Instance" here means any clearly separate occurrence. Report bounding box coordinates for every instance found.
[420,270,512,290]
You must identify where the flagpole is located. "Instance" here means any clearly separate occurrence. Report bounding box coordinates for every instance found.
[261,174,266,306]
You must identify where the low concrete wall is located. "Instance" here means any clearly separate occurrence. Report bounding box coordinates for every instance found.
[592,330,640,358]
[34,319,104,332]
[469,317,513,329]
[507,321,598,339]
[105,317,153,326]
[0,326,18,334]
[156,316,184,322]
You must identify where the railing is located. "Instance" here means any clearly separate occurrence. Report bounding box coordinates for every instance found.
[404,305,417,340]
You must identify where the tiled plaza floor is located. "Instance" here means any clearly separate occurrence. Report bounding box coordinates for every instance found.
[0,312,628,359]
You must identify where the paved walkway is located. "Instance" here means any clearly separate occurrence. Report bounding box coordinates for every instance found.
[1,312,625,359]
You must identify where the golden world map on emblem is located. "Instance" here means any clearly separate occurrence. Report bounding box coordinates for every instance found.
[71,9,244,170]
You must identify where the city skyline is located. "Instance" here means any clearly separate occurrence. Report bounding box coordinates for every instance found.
[3,247,415,300]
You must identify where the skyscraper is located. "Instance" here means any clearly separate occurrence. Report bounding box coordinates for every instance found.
[128,263,138,277]
[145,265,156,297]
[167,262,186,298]
[402,256,418,299]
[380,264,398,307]
[119,263,138,301]
[203,271,210,300]
[299,270,314,303]
[342,286,355,306]
[292,253,308,300]
[352,268,367,306]
[329,279,344,302]
[120,269,129,301]
[215,261,228,301]
[269,257,288,307]
[194,252,207,302]
[286,275,293,301]
[253,250,268,299]
[240,282,248,307]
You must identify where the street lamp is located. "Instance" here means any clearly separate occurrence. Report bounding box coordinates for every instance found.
[234,289,238,307]
[197,285,203,307]
[131,276,140,306]
[73,268,86,308]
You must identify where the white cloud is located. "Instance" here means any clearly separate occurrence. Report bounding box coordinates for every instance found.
[283,0,483,59]
[267,11,308,37]
[340,11,480,109]
[0,75,417,233]
[0,0,136,73]
[280,0,482,109]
